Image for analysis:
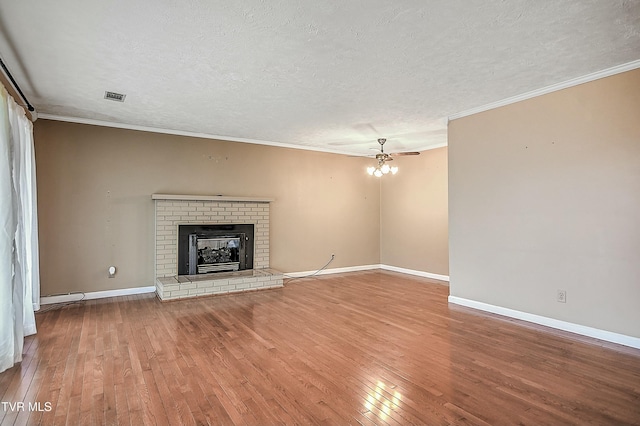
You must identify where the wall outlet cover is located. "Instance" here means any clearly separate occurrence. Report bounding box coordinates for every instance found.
[557,289,567,303]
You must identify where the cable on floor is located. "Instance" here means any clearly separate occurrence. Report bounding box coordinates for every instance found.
[36,292,87,313]
[283,254,335,284]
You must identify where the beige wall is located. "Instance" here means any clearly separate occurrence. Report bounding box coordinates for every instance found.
[34,121,380,296]
[380,147,448,275]
[449,69,640,338]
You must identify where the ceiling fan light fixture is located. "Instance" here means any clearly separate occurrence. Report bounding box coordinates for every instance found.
[365,138,413,177]
[365,162,398,177]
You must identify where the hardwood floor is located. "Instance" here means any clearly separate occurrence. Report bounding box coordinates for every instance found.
[1,270,639,425]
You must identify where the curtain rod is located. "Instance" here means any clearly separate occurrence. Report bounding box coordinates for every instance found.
[0,56,35,112]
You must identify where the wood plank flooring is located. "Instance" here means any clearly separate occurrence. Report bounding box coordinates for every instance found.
[1,270,639,425]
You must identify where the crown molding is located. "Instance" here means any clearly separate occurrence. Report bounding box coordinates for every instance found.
[37,60,640,152]
[36,113,360,156]
[448,59,640,121]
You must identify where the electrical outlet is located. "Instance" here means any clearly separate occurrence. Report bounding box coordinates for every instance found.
[557,289,567,303]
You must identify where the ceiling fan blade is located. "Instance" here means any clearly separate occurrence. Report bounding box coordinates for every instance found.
[390,151,420,156]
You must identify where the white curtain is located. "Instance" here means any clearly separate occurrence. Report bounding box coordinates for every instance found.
[0,85,39,373]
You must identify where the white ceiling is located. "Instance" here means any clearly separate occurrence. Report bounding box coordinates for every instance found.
[1,1,639,155]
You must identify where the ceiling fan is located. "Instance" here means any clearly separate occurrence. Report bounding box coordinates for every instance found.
[366,138,420,177]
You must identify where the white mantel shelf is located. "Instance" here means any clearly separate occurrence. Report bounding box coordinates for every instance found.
[152,194,274,203]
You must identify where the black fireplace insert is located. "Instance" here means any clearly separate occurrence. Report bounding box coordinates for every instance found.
[177,224,254,275]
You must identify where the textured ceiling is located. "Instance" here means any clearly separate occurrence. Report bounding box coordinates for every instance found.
[1,1,639,155]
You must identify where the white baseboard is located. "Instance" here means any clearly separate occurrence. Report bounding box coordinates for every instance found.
[284,264,380,278]
[285,264,451,282]
[39,265,446,303]
[380,264,449,282]
[448,296,640,350]
[40,285,156,306]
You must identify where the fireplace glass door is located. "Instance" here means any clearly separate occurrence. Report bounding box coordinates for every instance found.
[188,234,245,274]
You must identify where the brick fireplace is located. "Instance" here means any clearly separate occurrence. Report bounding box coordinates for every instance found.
[152,194,283,300]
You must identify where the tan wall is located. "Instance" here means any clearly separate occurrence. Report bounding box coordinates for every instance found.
[380,147,448,276]
[449,69,640,338]
[34,120,380,296]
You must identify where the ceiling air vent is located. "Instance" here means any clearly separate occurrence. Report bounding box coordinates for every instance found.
[104,91,126,102]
